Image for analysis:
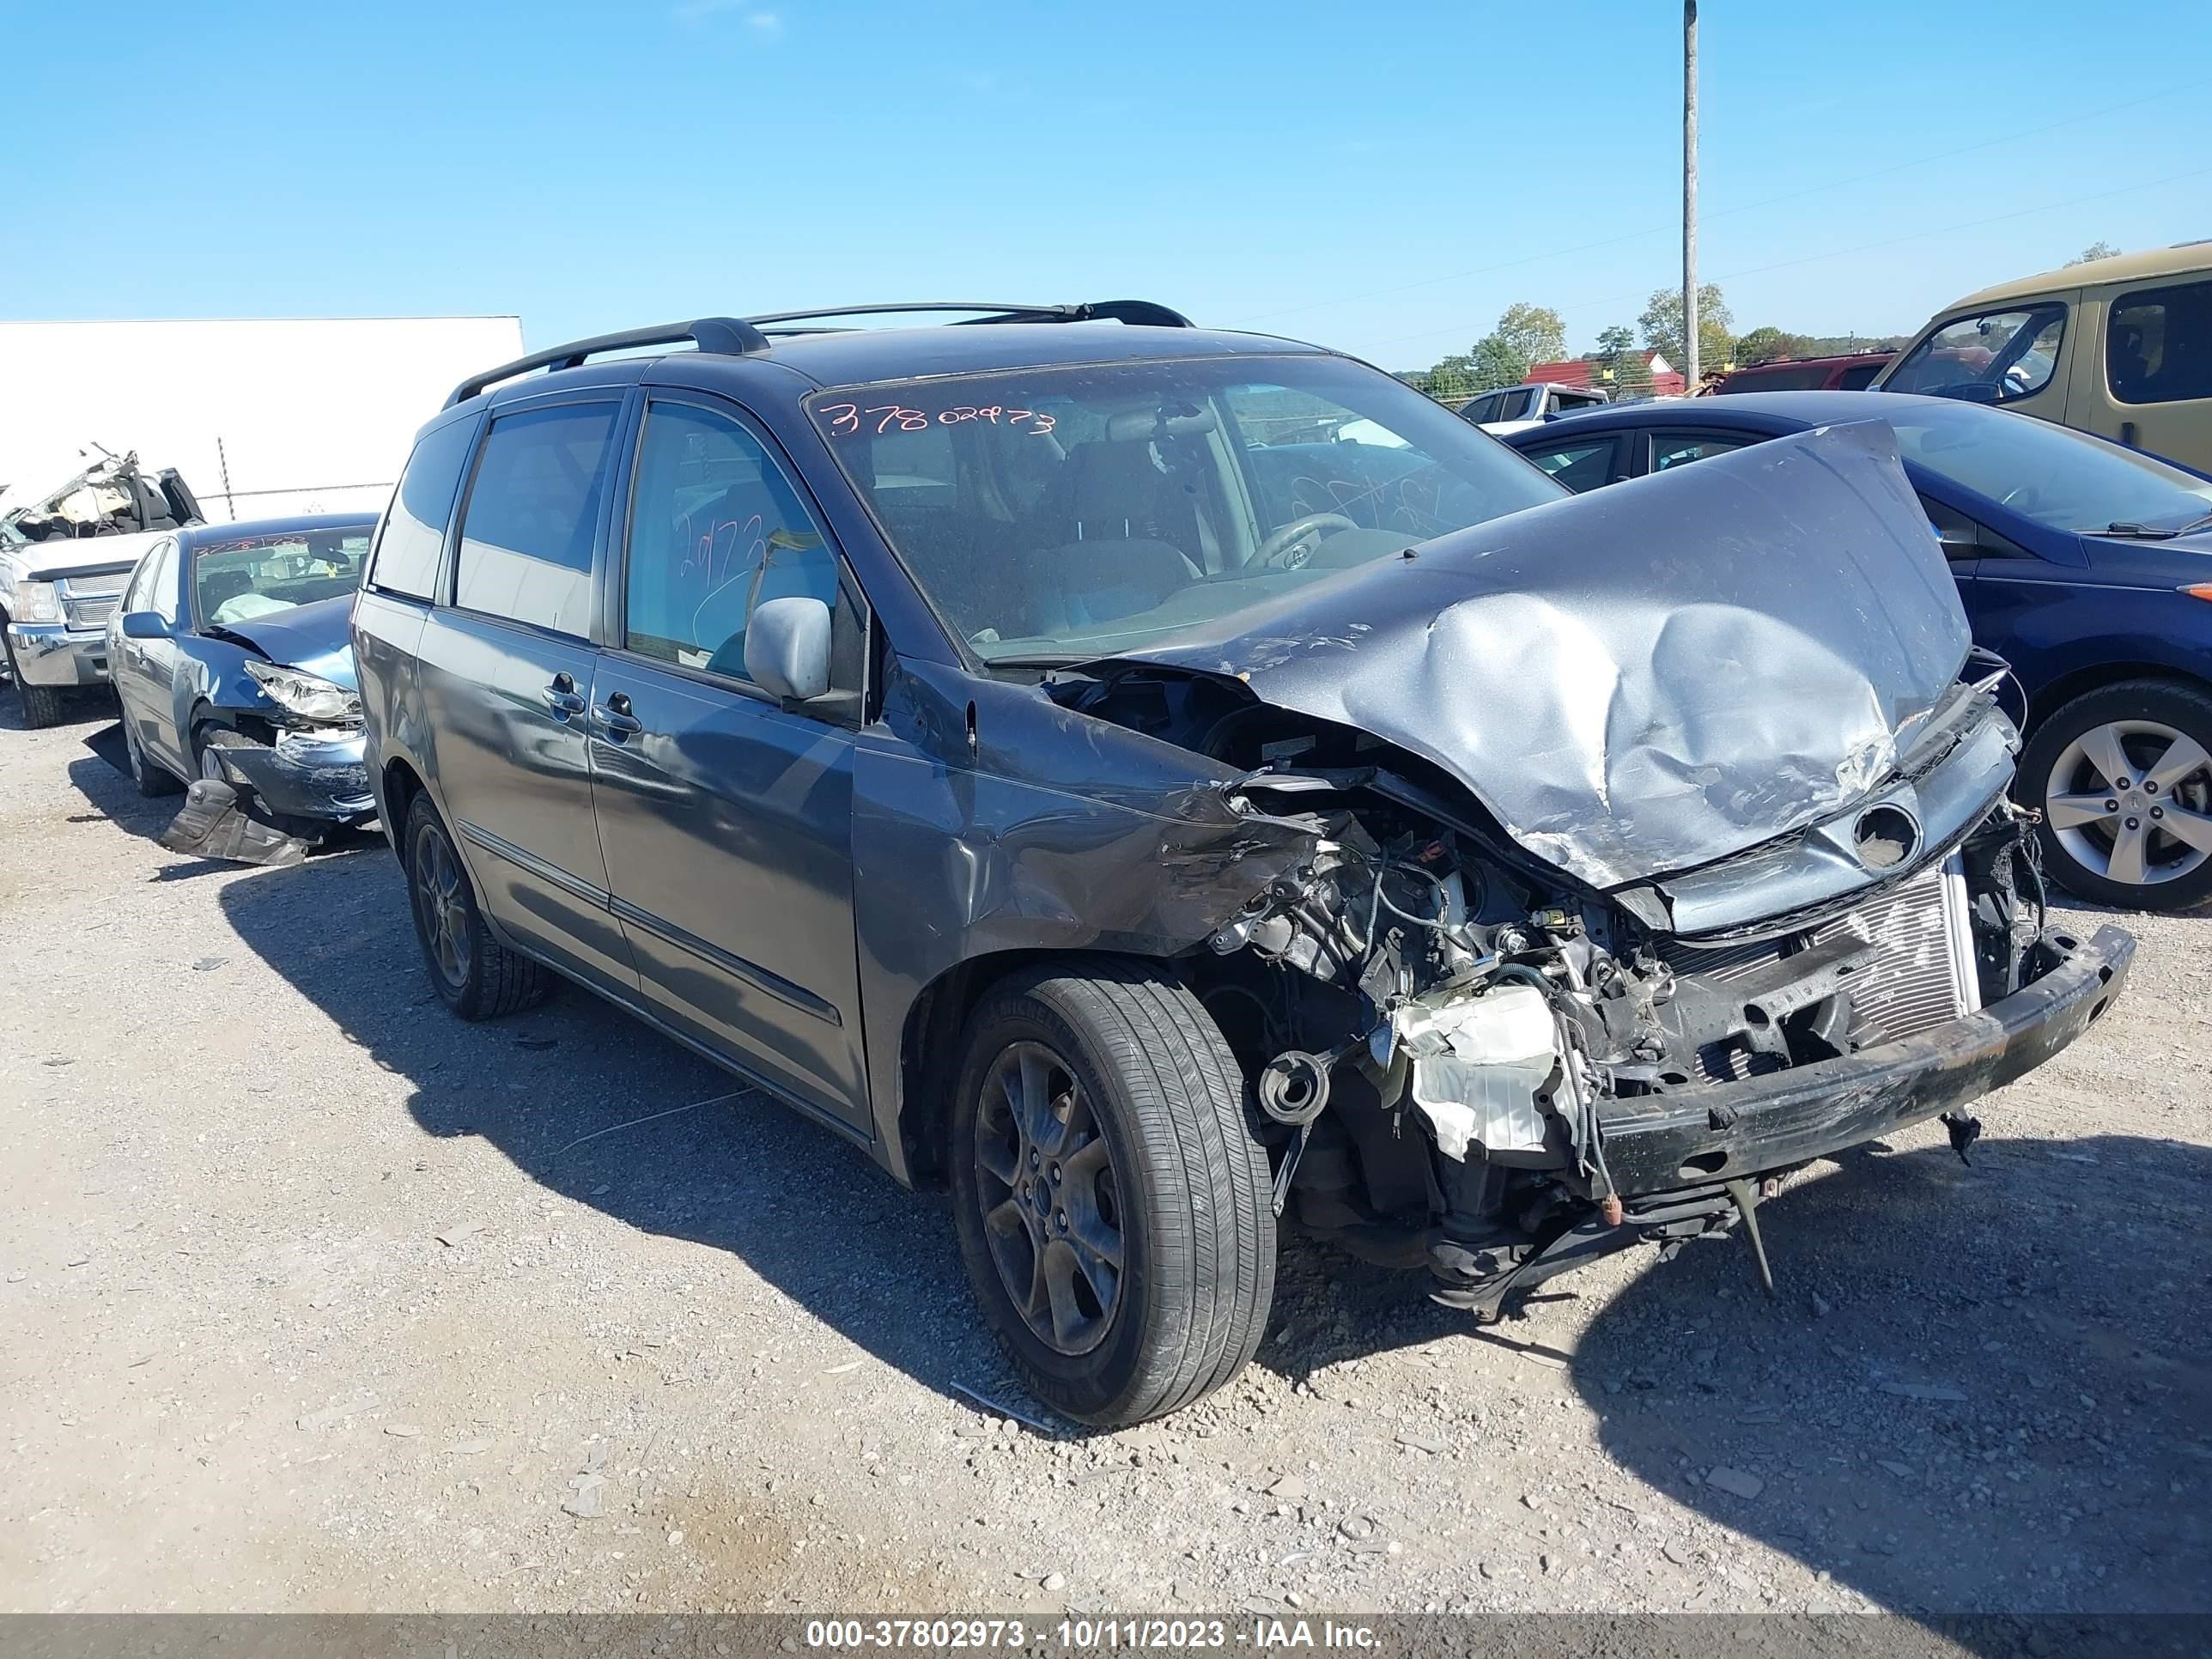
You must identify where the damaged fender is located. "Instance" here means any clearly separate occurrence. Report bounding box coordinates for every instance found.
[853,658,1329,1182]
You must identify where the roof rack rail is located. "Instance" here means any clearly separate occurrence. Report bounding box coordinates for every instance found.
[444,317,772,408]
[443,301,1192,407]
[745,299,1194,333]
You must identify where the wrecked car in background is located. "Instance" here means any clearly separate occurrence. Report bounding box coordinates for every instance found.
[108,514,380,864]
[352,304,2133,1427]
[2,449,202,726]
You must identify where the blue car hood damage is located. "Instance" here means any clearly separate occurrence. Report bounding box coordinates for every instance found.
[1115,422,1974,890]
[210,594,359,690]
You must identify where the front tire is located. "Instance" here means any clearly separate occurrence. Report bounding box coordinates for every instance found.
[404,793,548,1019]
[2021,679,2212,911]
[948,962,1275,1427]
[124,717,184,797]
[3,630,67,729]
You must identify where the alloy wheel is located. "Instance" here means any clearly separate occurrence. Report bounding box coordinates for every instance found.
[971,1041,1124,1356]
[2044,718,2212,887]
[414,830,472,989]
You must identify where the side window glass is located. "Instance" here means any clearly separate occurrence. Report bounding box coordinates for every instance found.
[2108,280,2212,407]
[149,540,181,625]
[1524,438,1619,493]
[372,417,477,601]
[1885,305,2066,403]
[1838,362,1886,390]
[1462,394,1498,424]
[454,404,618,637]
[1650,433,1751,472]
[121,546,159,613]
[622,402,842,684]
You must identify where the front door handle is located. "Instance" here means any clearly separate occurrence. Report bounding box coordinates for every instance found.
[543,674,586,720]
[593,690,642,740]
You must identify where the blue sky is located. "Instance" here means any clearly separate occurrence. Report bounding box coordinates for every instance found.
[6,0,2209,371]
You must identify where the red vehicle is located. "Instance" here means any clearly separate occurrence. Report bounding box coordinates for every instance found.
[1705,350,1895,395]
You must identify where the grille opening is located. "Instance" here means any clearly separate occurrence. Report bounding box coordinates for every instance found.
[1679,1151,1729,1178]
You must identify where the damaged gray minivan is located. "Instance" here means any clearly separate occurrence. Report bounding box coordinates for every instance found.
[355,305,2134,1426]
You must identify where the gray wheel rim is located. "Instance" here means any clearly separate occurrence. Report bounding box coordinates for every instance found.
[125,723,144,781]
[414,830,471,988]
[2044,718,2212,887]
[973,1041,1124,1356]
[198,743,225,782]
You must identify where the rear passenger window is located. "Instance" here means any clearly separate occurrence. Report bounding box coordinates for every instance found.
[2108,280,2212,406]
[1522,438,1620,493]
[621,401,842,684]
[1650,432,1753,471]
[454,403,618,637]
[371,417,477,601]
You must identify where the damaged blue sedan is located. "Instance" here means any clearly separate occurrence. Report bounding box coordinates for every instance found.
[107,513,380,862]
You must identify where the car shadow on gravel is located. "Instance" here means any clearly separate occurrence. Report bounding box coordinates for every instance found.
[215,848,1016,1418]
[1566,1131,2210,1622]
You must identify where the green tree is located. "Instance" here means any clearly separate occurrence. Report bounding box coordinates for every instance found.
[1589,325,1651,398]
[1424,354,1479,402]
[1493,302,1566,370]
[1733,325,1817,365]
[2066,240,2120,266]
[1467,333,1529,392]
[1638,284,1734,372]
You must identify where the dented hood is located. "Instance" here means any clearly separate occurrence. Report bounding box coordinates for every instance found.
[1118,421,1973,890]
[207,593,360,690]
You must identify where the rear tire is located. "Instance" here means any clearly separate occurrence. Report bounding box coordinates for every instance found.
[3,630,67,729]
[123,717,183,797]
[948,961,1275,1427]
[404,793,548,1020]
[2021,679,2212,911]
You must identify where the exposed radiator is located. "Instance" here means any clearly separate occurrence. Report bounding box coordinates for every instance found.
[1663,856,1978,1063]
[1811,855,1979,1042]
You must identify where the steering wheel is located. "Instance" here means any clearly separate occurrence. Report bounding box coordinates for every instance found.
[1253,512,1358,569]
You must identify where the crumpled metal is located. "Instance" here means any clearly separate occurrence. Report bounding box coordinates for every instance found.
[1117,421,1972,890]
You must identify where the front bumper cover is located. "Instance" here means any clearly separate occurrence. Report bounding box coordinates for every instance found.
[204,726,374,823]
[1595,923,2134,1196]
[3,622,109,686]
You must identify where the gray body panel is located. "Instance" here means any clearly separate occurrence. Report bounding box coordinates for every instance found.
[1113,422,1973,890]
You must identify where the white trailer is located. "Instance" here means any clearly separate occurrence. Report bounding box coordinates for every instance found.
[0,316,526,523]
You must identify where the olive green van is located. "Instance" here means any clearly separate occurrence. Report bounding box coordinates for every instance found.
[1875,240,2212,474]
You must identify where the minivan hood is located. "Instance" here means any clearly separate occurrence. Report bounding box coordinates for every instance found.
[210,593,360,690]
[1115,421,1973,890]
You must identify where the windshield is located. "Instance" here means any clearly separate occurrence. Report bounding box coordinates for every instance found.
[1884,401,2212,534]
[808,354,1561,662]
[192,526,374,627]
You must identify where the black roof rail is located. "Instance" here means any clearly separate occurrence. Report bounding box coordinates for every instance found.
[443,317,771,409]
[443,301,1193,408]
[745,299,1194,333]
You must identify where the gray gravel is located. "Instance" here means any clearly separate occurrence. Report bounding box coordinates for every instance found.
[3,693,2208,1616]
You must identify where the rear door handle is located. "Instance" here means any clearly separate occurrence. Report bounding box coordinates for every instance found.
[543,675,586,720]
[593,690,642,739]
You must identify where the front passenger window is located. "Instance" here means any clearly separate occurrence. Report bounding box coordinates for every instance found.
[623,402,842,684]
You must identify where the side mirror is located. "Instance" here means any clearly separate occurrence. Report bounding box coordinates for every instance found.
[121,611,170,641]
[744,596,832,703]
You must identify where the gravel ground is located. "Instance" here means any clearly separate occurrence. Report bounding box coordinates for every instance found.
[3,690,2208,1620]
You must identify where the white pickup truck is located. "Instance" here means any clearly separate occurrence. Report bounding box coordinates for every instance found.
[1,450,200,726]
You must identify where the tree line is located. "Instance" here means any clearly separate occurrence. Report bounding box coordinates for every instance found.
[1401,284,1908,403]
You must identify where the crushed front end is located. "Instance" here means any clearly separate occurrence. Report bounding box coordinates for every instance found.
[1057,662,2133,1316]
[161,655,374,866]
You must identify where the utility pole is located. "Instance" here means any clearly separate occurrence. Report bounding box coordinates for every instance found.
[1682,0,1699,391]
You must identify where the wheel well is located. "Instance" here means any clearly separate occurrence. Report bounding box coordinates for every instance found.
[380,757,427,862]
[2027,662,2211,732]
[896,948,1115,1189]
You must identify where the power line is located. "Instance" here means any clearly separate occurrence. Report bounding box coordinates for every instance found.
[1365,162,2212,358]
[1228,82,2196,331]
